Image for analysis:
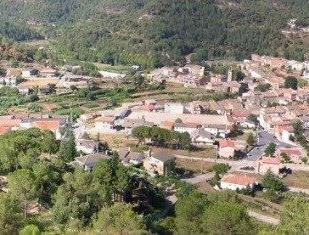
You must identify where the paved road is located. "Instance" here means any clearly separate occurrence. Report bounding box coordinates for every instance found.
[181,172,215,184]
[248,210,280,225]
[247,131,294,161]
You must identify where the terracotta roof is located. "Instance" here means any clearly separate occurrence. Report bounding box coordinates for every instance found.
[261,156,281,165]
[0,126,11,135]
[174,122,199,129]
[0,118,21,127]
[219,139,235,148]
[278,148,302,157]
[221,172,258,186]
[33,120,60,131]
[41,67,57,73]
[7,68,22,77]
[160,121,174,130]
[95,116,115,124]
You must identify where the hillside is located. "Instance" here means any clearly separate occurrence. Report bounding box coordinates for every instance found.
[0,0,308,67]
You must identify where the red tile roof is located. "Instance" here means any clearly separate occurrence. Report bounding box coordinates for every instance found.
[0,119,21,127]
[219,139,235,148]
[160,121,174,130]
[278,148,302,157]
[221,172,258,186]
[33,120,60,131]
[261,156,281,165]
[0,126,11,135]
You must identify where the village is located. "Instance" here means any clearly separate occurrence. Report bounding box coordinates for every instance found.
[0,54,309,222]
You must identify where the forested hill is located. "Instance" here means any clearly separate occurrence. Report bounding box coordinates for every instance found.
[0,0,308,66]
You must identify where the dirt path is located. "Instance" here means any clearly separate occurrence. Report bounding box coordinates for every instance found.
[248,210,280,225]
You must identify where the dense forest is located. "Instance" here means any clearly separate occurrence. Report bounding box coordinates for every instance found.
[0,0,308,66]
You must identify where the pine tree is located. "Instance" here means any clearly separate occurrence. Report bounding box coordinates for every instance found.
[58,129,77,162]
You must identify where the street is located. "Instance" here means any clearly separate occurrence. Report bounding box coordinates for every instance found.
[247,131,294,161]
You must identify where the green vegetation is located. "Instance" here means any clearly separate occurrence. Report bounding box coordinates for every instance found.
[0,129,165,233]
[261,196,309,234]
[284,76,298,90]
[174,191,255,234]
[0,0,307,67]
[0,124,307,234]
[264,143,276,157]
[246,132,256,147]
[293,120,309,159]
[58,128,77,162]
[0,86,39,114]
[212,163,230,175]
[262,171,286,203]
[255,83,272,92]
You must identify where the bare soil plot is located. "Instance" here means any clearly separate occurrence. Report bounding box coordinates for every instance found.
[176,158,215,173]
[89,133,138,148]
[283,171,309,189]
[152,146,217,158]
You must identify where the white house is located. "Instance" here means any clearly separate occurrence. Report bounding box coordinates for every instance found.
[193,129,215,145]
[221,172,258,191]
[94,116,116,133]
[174,122,198,135]
[76,139,99,154]
[71,153,110,171]
[99,71,126,79]
[240,119,256,129]
[0,77,17,87]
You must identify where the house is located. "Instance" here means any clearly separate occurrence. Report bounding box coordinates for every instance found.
[40,67,58,77]
[0,77,17,86]
[0,116,22,131]
[218,139,236,158]
[150,65,206,87]
[94,116,116,133]
[76,139,99,154]
[125,110,229,133]
[123,118,154,132]
[174,122,199,135]
[240,119,256,129]
[281,127,296,145]
[257,157,281,175]
[6,68,22,77]
[204,124,229,137]
[143,151,175,176]
[193,129,216,145]
[20,118,67,139]
[71,153,110,171]
[99,71,126,79]
[221,172,259,191]
[22,68,39,78]
[0,126,12,135]
[116,147,145,166]
[277,147,303,164]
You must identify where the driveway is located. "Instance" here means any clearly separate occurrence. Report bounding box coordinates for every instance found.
[181,172,215,184]
[248,210,280,225]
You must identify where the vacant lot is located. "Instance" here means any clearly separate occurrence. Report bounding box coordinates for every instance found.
[176,158,215,173]
[152,146,217,159]
[89,133,138,149]
[283,171,309,189]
